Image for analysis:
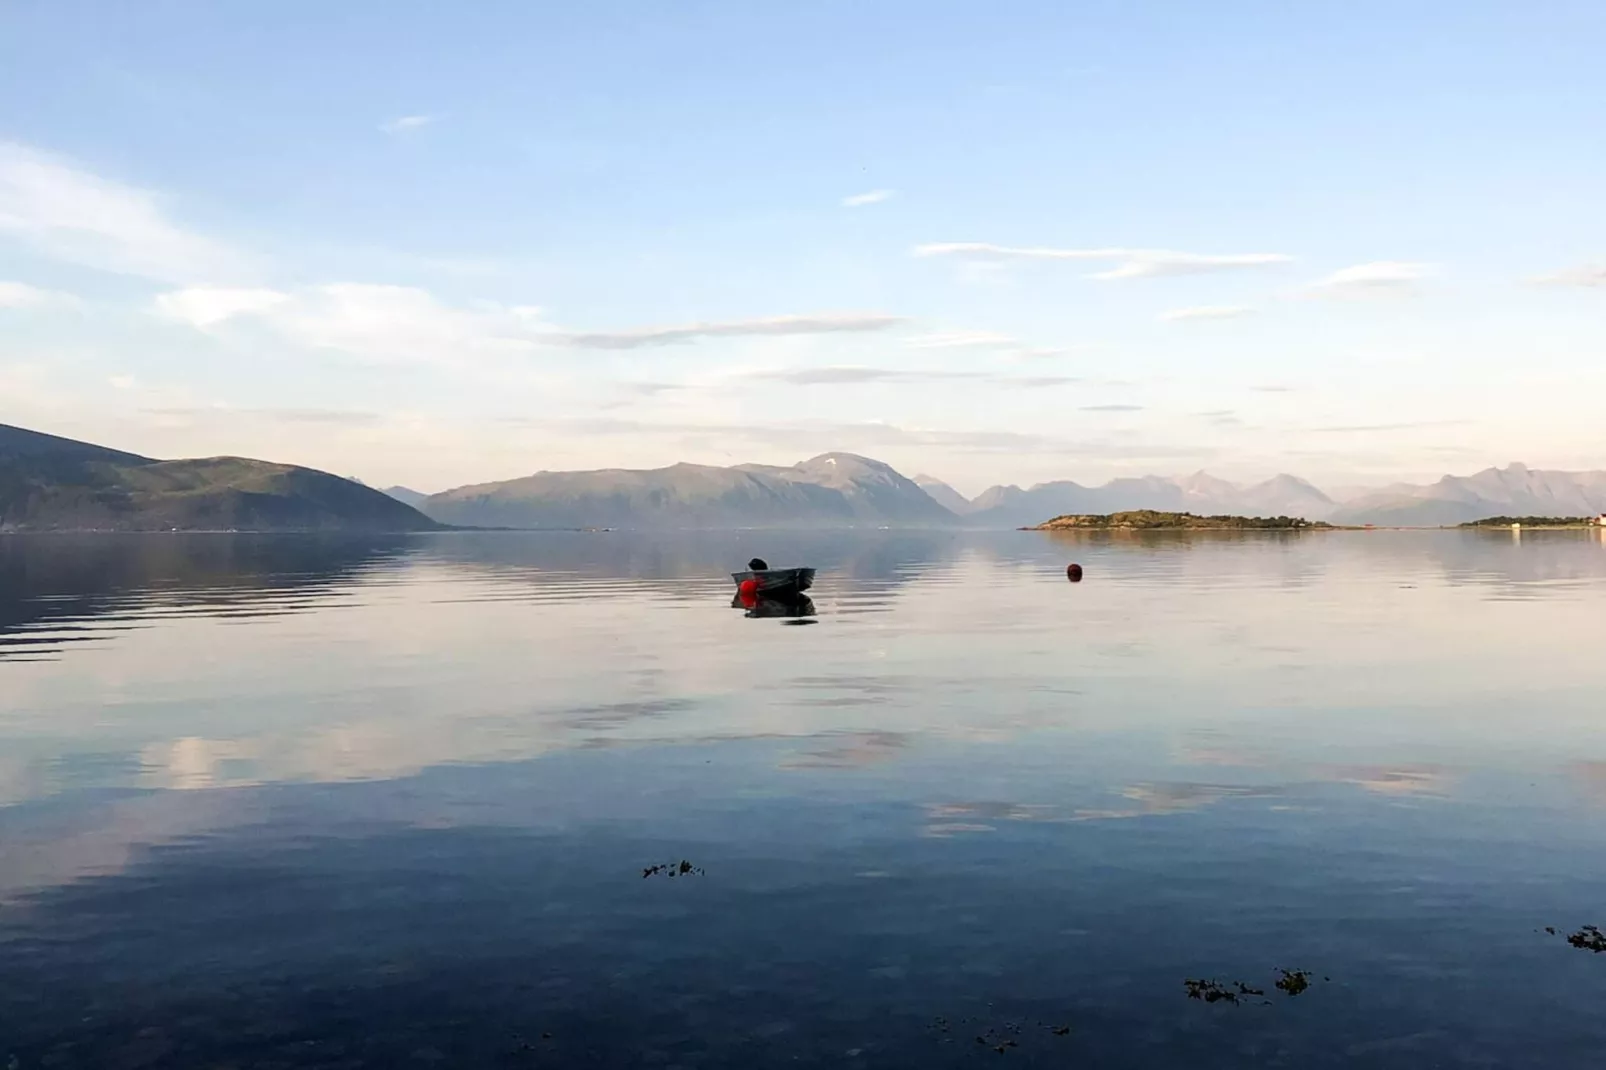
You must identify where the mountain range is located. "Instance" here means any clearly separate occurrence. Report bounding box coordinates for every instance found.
[1328,463,1606,527]
[0,423,437,532]
[422,453,954,529]
[5,421,1604,532]
[406,458,1606,529]
[946,471,1339,529]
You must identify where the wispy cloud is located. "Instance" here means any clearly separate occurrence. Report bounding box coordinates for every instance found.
[155,285,905,362]
[519,415,1211,461]
[141,404,382,427]
[913,242,1292,280]
[901,329,1020,350]
[1159,305,1256,322]
[902,329,1080,365]
[1533,263,1606,288]
[1309,419,1468,433]
[615,381,685,396]
[0,280,78,309]
[154,283,548,363]
[0,141,252,283]
[1006,375,1084,387]
[1310,261,1434,292]
[744,366,1084,388]
[1081,403,1144,412]
[557,313,905,349]
[747,365,983,386]
[380,114,436,135]
[842,188,895,208]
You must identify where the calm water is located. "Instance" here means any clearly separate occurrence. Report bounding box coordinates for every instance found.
[3,529,1606,1068]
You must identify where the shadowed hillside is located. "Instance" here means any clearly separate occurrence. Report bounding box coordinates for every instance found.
[0,423,439,533]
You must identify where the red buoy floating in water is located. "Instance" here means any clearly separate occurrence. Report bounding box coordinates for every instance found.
[739,578,760,597]
[1066,563,1084,583]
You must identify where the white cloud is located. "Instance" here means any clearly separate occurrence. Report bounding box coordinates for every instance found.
[1311,261,1434,291]
[0,141,251,283]
[154,286,291,328]
[913,242,1292,280]
[380,114,436,134]
[842,188,895,208]
[155,284,901,362]
[1534,264,1606,288]
[156,283,548,363]
[0,280,78,309]
[556,313,905,349]
[1159,305,1256,322]
[108,375,137,390]
[901,329,1020,350]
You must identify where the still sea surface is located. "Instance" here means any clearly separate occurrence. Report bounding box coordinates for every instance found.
[3,529,1606,1068]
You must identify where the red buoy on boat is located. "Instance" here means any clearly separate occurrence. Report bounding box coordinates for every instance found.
[739,578,760,597]
[1066,563,1084,582]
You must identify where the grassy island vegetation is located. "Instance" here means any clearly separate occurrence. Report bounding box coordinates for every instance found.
[1458,516,1601,529]
[1029,510,1329,531]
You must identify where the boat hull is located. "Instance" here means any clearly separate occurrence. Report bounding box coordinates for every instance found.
[730,567,815,594]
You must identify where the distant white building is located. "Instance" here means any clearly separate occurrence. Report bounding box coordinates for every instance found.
[1596,514,1606,526]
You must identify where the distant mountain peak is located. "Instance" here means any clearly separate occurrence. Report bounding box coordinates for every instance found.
[1175,471,1239,496]
[912,473,972,515]
[423,450,954,529]
[383,485,429,508]
[799,451,892,471]
[1335,462,1606,526]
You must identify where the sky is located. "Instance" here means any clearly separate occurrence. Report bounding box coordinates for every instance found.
[2,0,1604,497]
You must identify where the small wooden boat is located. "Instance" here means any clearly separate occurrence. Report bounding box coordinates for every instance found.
[730,567,816,595]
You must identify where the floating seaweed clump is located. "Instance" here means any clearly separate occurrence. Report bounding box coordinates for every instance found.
[1568,925,1606,952]
[1275,969,1312,996]
[1187,970,1328,1005]
[1183,978,1265,1005]
[642,860,705,878]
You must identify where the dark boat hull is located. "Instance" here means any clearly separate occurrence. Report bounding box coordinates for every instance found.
[730,567,815,594]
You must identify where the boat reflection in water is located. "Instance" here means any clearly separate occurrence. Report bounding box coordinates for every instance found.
[731,590,817,623]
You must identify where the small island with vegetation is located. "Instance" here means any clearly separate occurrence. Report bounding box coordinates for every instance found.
[1458,516,1604,529]
[1028,510,1330,531]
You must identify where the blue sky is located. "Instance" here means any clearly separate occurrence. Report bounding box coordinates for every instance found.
[2,1,1604,494]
